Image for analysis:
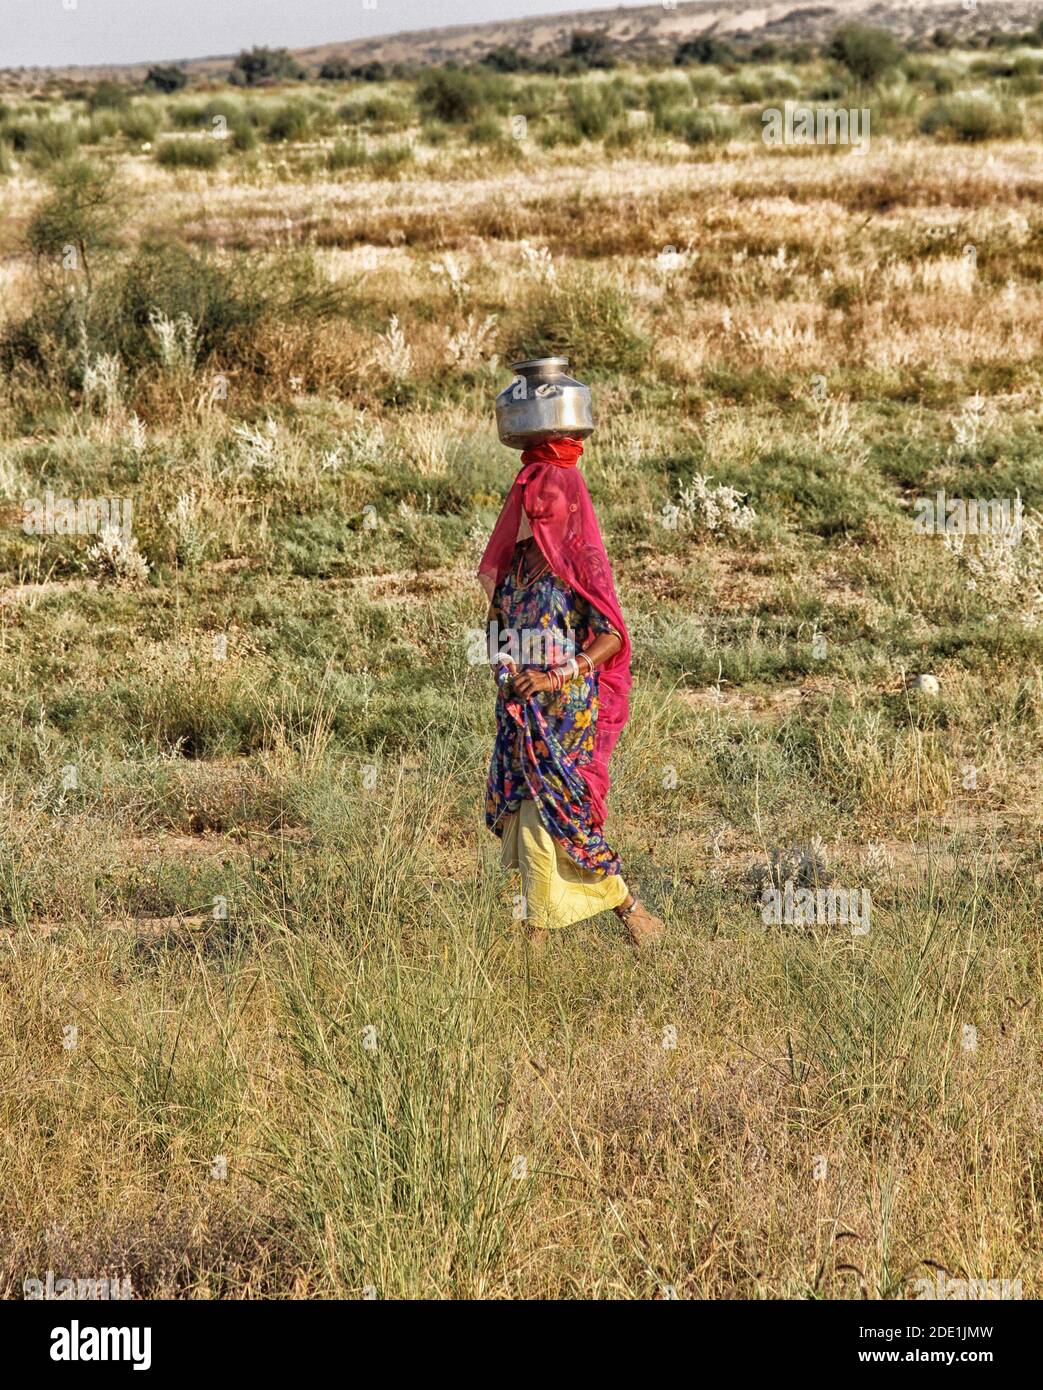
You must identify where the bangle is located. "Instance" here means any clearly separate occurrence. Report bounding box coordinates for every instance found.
[550,658,577,691]
[578,652,595,678]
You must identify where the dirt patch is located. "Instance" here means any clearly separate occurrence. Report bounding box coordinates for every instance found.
[678,683,811,719]
[0,579,93,608]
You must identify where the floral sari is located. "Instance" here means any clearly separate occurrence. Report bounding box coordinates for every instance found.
[484,545,622,876]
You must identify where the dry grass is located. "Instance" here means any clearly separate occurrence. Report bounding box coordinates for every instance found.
[1,52,1042,1299]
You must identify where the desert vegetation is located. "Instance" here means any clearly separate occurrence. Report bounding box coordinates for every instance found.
[1,21,1042,1298]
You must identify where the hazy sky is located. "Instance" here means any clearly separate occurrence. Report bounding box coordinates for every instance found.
[1,0,647,69]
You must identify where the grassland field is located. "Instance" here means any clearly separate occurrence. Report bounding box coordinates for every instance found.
[1,42,1042,1299]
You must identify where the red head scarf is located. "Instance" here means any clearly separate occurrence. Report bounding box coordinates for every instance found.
[478,437,631,828]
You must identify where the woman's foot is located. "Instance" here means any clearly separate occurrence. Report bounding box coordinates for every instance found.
[614,894,665,948]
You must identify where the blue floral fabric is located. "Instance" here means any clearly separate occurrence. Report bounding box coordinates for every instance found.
[485,547,621,876]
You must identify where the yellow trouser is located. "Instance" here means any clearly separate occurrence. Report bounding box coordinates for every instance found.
[500,799,628,930]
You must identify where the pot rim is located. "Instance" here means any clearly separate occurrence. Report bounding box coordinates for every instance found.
[510,356,570,372]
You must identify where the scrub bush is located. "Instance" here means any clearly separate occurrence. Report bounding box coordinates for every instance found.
[567,82,624,139]
[266,100,314,143]
[229,46,304,86]
[24,119,81,167]
[417,68,508,124]
[828,23,902,84]
[368,142,414,175]
[156,138,223,168]
[25,157,121,289]
[338,95,413,132]
[144,64,188,93]
[508,268,649,375]
[88,81,131,113]
[327,138,366,171]
[920,93,1022,140]
[1,242,356,385]
[119,105,161,142]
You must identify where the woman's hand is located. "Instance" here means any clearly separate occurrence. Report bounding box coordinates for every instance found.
[511,668,555,698]
[492,654,516,687]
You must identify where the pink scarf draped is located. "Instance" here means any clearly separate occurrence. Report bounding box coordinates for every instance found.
[478,437,631,829]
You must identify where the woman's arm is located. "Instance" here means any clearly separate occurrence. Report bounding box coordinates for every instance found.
[487,601,516,683]
[511,632,621,698]
[581,631,622,670]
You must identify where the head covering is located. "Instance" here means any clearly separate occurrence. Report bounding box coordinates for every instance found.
[478,436,631,829]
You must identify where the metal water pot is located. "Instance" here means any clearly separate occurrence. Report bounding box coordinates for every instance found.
[495,357,595,450]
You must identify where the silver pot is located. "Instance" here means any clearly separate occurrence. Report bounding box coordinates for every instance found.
[495,357,595,450]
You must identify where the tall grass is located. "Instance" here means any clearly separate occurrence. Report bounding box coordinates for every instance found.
[2,52,1043,1301]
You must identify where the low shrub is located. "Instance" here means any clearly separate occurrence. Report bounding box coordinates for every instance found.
[25,119,81,167]
[656,103,737,145]
[828,23,902,85]
[2,241,357,386]
[676,37,734,66]
[368,142,414,175]
[155,137,223,168]
[88,81,131,113]
[919,93,1023,141]
[327,138,366,171]
[168,101,209,130]
[508,268,649,375]
[567,82,624,139]
[466,116,506,145]
[417,68,508,124]
[266,100,313,143]
[229,118,257,151]
[119,105,161,142]
[338,95,413,132]
[86,111,121,142]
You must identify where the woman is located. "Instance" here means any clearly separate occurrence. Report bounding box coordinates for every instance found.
[479,435,665,949]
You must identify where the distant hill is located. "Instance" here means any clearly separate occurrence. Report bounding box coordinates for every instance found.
[6,0,1043,82]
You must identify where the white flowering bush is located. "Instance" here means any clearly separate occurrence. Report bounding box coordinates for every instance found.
[126,413,147,454]
[654,245,696,275]
[429,253,471,306]
[167,490,208,570]
[944,502,1043,619]
[342,412,389,468]
[0,448,23,498]
[373,314,413,382]
[148,308,199,372]
[518,241,557,285]
[948,392,990,458]
[84,525,151,586]
[232,417,280,471]
[81,351,123,420]
[445,312,499,368]
[671,473,756,538]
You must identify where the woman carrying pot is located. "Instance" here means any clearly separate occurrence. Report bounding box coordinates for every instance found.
[479,359,664,949]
